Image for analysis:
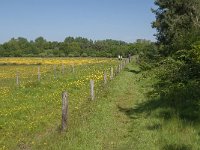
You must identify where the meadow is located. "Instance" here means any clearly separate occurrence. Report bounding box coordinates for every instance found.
[1,57,200,150]
[0,57,120,150]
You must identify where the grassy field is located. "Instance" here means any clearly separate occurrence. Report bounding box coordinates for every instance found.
[1,57,200,150]
[0,57,119,150]
[29,61,200,150]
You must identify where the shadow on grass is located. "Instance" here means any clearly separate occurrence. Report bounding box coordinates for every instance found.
[146,123,162,130]
[124,67,141,74]
[162,144,192,150]
[118,80,200,124]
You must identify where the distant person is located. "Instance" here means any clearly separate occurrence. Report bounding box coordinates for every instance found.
[118,55,121,60]
[118,55,122,60]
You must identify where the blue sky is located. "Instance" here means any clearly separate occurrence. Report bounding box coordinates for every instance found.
[0,0,156,43]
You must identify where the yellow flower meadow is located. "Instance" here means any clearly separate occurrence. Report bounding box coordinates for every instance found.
[0,57,120,150]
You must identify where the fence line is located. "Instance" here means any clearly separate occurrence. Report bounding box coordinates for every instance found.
[10,58,131,88]
[4,57,132,132]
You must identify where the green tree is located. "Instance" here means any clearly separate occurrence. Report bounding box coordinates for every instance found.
[152,0,200,55]
[34,36,48,54]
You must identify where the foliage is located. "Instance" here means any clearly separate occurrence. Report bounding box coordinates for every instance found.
[81,53,88,57]
[135,0,200,135]
[0,37,154,58]
[152,0,200,55]
[137,41,160,70]
[147,0,200,102]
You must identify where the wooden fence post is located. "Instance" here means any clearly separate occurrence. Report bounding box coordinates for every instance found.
[16,71,19,86]
[104,71,107,85]
[62,91,68,131]
[110,67,113,80]
[118,64,121,73]
[62,64,65,74]
[38,66,41,81]
[90,80,95,100]
[115,66,118,75]
[72,64,75,73]
[54,65,57,78]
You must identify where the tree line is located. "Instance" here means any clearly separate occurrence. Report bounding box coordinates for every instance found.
[139,0,200,122]
[0,36,153,58]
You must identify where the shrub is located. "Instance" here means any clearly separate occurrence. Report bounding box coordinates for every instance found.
[106,53,112,58]
[59,53,65,57]
[81,53,88,57]
[39,53,47,57]
[68,53,74,57]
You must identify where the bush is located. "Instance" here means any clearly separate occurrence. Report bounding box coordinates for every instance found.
[59,53,65,57]
[39,53,47,57]
[106,53,112,58]
[81,53,88,57]
[48,54,54,57]
[22,54,35,57]
[74,52,80,57]
[68,53,74,57]
[90,53,97,57]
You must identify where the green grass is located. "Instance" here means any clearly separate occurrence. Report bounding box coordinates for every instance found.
[0,60,118,150]
[37,61,199,150]
[1,58,200,149]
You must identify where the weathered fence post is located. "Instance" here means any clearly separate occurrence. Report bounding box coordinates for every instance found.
[72,64,75,73]
[62,64,65,74]
[38,66,41,81]
[118,64,121,73]
[129,54,131,63]
[110,67,113,80]
[16,71,19,86]
[115,66,118,75]
[54,65,57,78]
[90,80,95,100]
[104,71,107,85]
[62,91,68,131]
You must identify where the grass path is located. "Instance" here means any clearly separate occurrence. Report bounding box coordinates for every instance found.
[34,62,200,150]
[101,62,200,150]
[99,62,155,150]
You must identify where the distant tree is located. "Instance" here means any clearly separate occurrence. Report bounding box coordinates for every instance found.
[34,36,48,53]
[64,37,74,43]
[0,36,151,57]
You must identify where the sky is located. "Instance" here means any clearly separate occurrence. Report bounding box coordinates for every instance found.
[0,0,156,43]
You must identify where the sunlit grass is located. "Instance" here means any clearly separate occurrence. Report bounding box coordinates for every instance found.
[0,57,119,150]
